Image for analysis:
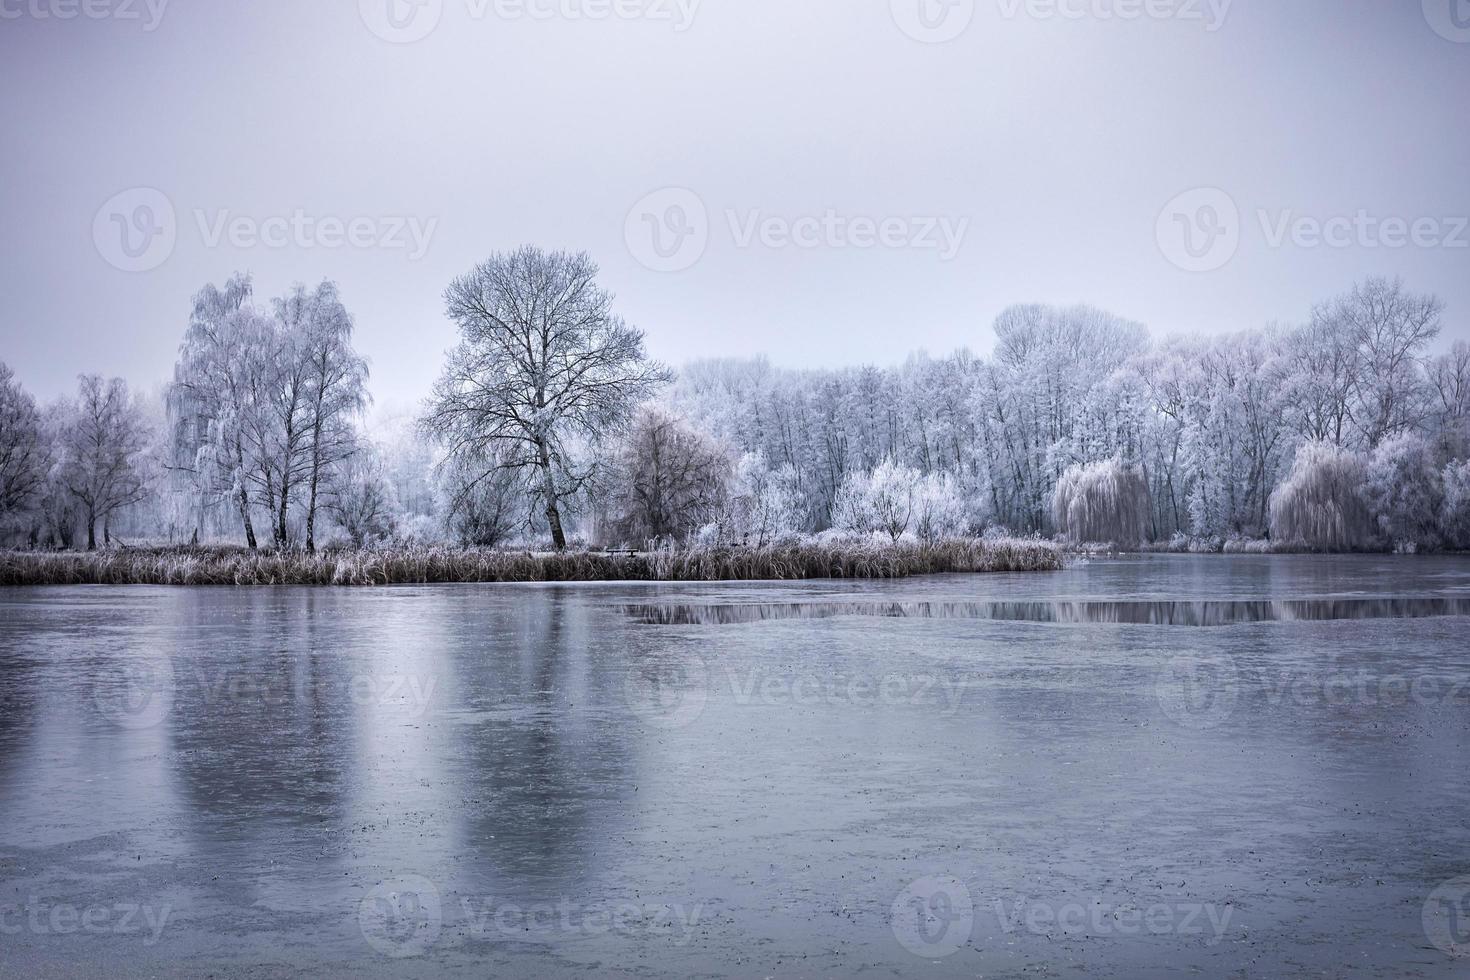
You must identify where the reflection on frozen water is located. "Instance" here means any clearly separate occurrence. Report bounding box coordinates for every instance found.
[625,596,1470,627]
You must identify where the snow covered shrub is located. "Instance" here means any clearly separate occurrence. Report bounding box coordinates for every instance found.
[1268,442,1375,551]
[719,451,800,546]
[1052,458,1149,546]
[1442,460,1470,550]
[324,452,398,548]
[1361,434,1444,551]
[832,459,925,542]
[437,455,525,548]
[913,472,971,544]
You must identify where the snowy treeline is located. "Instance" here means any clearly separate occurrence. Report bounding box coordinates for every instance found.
[2,270,1467,553]
[667,278,1469,551]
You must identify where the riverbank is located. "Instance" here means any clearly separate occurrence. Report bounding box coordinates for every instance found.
[0,538,1063,586]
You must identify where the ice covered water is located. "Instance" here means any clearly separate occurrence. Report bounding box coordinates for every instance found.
[1,554,1468,977]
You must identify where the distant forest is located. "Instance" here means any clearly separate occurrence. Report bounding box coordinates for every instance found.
[2,252,1467,554]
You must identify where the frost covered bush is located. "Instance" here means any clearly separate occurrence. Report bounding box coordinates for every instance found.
[696,451,801,547]
[832,461,975,543]
[1268,442,1376,551]
[1361,434,1444,551]
[913,471,971,544]
[1052,459,1149,546]
[834,459,918,541]
[1442,460,1470,550]
[324,452,398,548]
[437,455,525,548]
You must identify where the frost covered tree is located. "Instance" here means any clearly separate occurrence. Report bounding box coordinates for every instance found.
[1052,458,1150,546]
[833,459,924,542]
[712,450,801,547]
[1314,277,1442,448]
[170,274,261,547]
[1429,341,1470,459]
[0,362,47,521]
[608,405,729,545]
[170,275,370,550]
[1361,433,1444,551]
[423,247,670,550]
[913,471,970,543]
[437,452,525,548]
[323,447,397,547]
[57,375,152,549]
[1442,460,1470,551]
[1268,442,1375,551]
[274,281,370,552]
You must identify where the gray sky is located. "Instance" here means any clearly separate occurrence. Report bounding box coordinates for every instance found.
[2,0,1467,411]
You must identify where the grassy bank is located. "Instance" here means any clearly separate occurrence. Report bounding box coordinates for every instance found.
[0,538,1063,587]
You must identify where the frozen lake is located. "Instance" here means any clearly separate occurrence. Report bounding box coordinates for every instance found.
[2,554,1469,977]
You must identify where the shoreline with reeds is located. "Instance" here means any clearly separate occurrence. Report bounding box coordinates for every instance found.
[0,538,1063,587]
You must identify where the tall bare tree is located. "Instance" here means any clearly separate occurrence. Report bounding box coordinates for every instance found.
[1314,277,1442,448]
[0,361,47,521]
[59,375,151,549]
[423,247,669,550]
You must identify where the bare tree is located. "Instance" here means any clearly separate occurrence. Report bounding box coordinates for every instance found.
[323,447,396,547]
[0,362,47,520]
[609,405,730,545]
[437,451,525,548]
[423,247,670,550]
[1314,277,1442,448]
[58,375,151,549]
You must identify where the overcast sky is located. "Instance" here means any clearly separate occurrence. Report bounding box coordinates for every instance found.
[2,0,1467,411]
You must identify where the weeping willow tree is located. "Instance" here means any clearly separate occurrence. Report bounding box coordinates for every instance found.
[1268,442,1376,551]
[1052,459,1150,546]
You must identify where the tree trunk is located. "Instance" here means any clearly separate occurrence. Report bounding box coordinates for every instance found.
[545,499,567,551]
[536,441,567,551]
[305,460,321,554]
[86,515,97,551]
[238,486,258,550]
[277,488,291,551]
